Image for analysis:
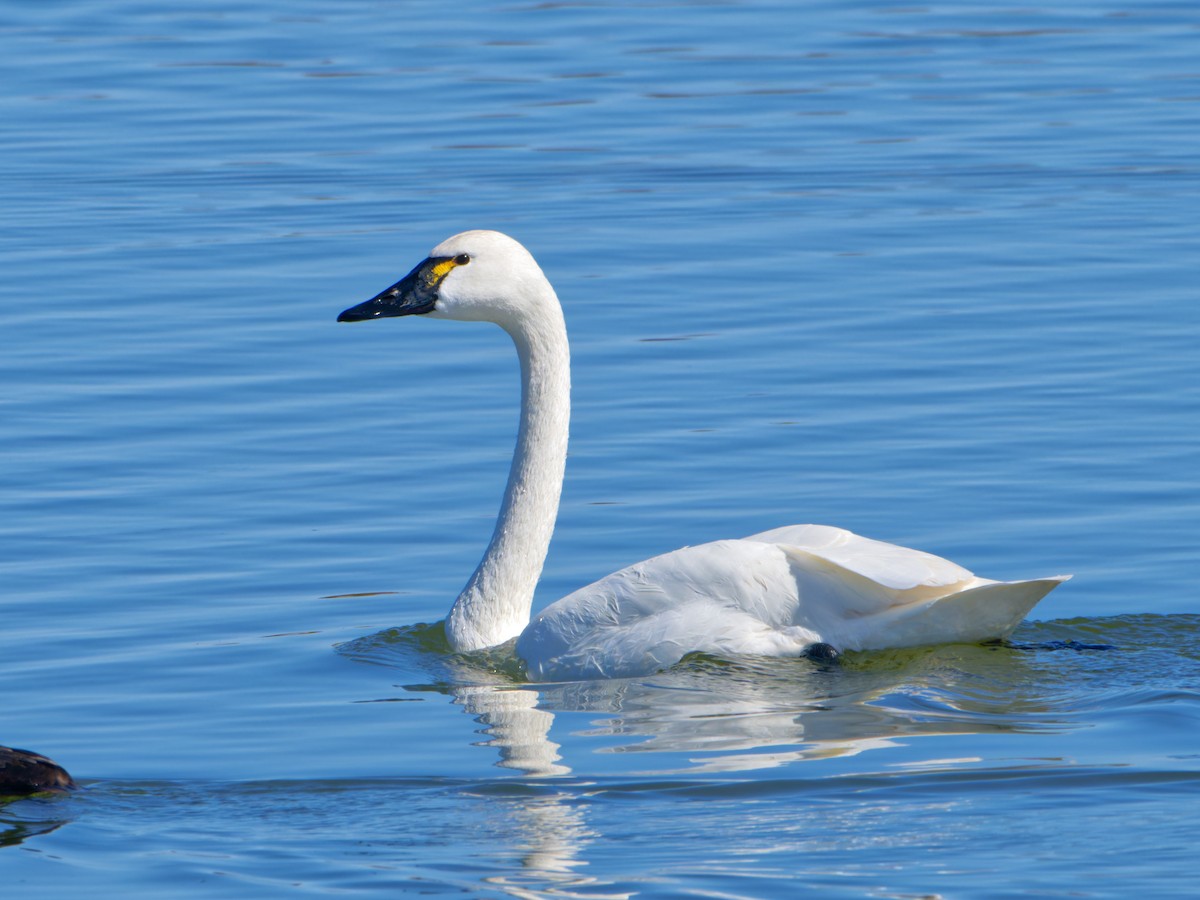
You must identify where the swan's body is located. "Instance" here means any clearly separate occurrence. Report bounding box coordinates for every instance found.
[339,230,1067,681]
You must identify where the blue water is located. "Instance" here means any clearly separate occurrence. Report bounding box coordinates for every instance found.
[3,1,1199,896]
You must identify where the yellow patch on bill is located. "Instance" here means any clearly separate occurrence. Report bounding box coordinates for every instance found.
[426,257,461,285]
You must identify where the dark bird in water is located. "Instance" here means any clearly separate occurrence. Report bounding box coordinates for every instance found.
[0,746,75,796]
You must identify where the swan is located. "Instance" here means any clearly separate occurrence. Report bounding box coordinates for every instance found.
[338,230,1068,681]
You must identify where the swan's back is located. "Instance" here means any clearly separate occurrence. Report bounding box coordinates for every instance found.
[517,525,1067,681]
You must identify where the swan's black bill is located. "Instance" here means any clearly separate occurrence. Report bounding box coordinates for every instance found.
[337,256,459,322]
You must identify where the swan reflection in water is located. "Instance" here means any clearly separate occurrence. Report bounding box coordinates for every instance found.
[340,624,1067,781]
[339,620,1121,899]
[452,683,570,778]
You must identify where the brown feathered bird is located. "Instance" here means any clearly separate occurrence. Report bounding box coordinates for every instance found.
[0,746,75,796]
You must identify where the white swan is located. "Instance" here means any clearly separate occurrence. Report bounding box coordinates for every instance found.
[338,230,1068,681]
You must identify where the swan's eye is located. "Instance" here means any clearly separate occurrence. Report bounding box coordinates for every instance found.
[453,254,471,266]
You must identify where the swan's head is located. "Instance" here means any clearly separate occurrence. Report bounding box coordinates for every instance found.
[337,230,556,328]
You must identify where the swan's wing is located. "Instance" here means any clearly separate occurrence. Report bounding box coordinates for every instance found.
[519,540,817,681]
[843,575,1069,652]
[767,540,1068,649]
[743,524,977,592]
[518,528,1070,681]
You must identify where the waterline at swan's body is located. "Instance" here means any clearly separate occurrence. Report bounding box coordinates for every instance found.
[338,230,1068,681]
[518,526,1065,680]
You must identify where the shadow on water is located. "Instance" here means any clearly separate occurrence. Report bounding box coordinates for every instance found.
[336,613,1200,778]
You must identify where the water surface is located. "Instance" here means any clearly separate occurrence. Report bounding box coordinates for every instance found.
[3,1,1198,897]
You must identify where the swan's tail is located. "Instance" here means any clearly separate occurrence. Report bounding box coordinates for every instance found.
[852,575,1071,651]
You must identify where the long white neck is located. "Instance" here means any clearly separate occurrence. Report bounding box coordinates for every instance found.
[444,298,570,652]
